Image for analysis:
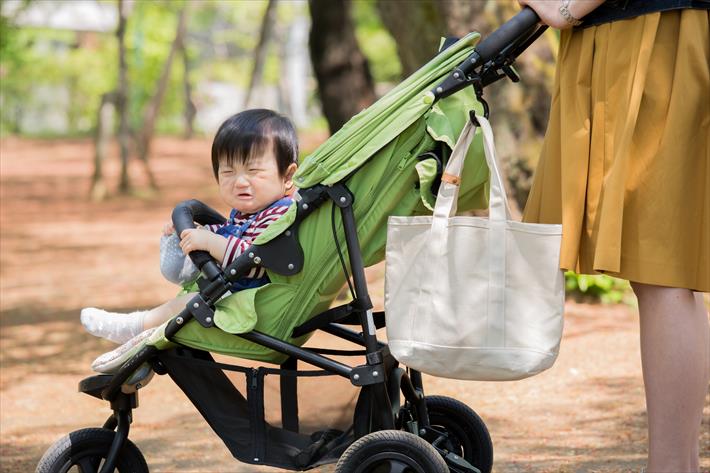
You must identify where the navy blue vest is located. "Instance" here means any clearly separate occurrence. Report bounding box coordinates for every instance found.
[580,0,710,28]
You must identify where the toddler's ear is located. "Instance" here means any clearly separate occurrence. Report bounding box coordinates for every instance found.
[284,162,298,187]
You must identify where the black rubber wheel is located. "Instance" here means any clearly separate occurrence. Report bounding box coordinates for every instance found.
[335,430,448,473]
[36,428,148,473]
[425,395,493,473]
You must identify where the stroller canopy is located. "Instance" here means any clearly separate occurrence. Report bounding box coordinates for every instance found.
[294,32,481,188]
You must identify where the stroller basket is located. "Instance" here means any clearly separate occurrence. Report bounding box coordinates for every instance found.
[158,348,350,470]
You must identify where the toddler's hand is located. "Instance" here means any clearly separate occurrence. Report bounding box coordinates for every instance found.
[162,222,175,236]
[179,228,218,254]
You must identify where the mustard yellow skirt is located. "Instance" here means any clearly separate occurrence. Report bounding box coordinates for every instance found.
[523,9,710,293]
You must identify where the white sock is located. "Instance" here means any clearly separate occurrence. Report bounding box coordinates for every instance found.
[80,307,148,344]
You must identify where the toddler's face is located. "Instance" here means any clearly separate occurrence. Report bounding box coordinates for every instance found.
[217,150,295,214]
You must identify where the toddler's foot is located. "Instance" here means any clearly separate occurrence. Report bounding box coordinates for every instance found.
[80,307,148,344]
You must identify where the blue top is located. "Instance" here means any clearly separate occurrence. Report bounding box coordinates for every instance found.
[580,0,710,28]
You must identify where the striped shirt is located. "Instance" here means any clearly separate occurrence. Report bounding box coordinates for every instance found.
[203,196,292,279]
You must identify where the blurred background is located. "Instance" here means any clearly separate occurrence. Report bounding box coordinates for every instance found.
[1,0,554,206]
[0,0,634,304]
[1,1,706,472]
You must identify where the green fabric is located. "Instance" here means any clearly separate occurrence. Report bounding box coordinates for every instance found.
[148,32,491,363]
[292,32,481,189]
[253,201,297,245]
[415,158,438,211]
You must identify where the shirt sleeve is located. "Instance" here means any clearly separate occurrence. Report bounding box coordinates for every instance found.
[221,201,292,268]
[222,235,251,268]
[202,223,222,233]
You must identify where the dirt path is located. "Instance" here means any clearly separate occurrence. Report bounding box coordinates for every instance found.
[1,137,707,472]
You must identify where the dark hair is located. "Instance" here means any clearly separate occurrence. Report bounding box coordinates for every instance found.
[211,109,298,179]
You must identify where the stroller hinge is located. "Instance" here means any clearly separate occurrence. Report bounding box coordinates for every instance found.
[186,293,216,328]
[350,362,385,387]
[325,184,353,208]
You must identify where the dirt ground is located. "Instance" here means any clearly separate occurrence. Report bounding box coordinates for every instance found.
[0,136,707,473]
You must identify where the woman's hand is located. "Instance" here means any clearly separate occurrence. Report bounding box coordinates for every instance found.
[518,0,605,29]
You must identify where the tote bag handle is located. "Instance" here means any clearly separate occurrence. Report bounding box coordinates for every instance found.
[430,116,512,244]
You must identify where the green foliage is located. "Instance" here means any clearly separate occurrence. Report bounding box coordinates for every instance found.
[188,0,261,88]
[1,1,201,136]
[565,271,633,305]
[351,1,401,84]
[0,0,401,137]
[126,1,184,133]
[0,26,116,135]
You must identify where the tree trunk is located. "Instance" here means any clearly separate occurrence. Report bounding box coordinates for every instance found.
[245,0,278,109]
[276,23,291,117]
[472,2,553,215]
[376,0,554,217]
[284,16,310,127]
[116,0,131,193]
[178,18,196,139]
[376,0,448,77]
[308,0,376,134]
[90,91,118,201]
[135,7,187,190]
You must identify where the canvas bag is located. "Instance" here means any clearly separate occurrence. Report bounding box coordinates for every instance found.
[385,115,565,381]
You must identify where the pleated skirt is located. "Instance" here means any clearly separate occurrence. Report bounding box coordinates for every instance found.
[523,9,710,292]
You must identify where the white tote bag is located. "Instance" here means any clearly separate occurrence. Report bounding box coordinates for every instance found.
[385,116,565,381]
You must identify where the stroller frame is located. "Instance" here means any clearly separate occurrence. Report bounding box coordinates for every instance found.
[80,181,460,472]
[46,8,548,472]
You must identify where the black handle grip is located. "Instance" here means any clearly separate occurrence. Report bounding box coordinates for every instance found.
[171,200,227,274]
[474,7,540,64]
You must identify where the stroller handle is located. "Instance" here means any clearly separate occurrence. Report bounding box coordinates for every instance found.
[474,6,540,65]
[431,6,543,101]
[172,199,227,278]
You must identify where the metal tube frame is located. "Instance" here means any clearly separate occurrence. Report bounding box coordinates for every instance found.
[98,409,130,473]
[102,183,396,435]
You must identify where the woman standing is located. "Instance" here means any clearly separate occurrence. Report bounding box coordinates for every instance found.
[518,1,709,471]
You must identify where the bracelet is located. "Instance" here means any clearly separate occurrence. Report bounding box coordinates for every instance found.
[559,0,583,26]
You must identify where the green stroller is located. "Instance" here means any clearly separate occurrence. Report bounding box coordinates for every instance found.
[37,8,545,473]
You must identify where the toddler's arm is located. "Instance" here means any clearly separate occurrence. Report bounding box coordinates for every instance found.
[179,200,291,269]
[179,228,228,263]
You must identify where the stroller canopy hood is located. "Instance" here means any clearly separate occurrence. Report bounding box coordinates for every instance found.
[293,32,481,188]
[254,32,484,247]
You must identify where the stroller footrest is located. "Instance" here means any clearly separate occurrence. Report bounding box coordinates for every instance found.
[78,374,114,399]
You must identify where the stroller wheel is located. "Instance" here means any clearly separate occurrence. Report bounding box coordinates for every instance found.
[335,430,448,473]
[36,428,148,473]
[424,396,493,473]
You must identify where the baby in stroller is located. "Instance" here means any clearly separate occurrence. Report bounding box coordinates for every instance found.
[81,108,298,355]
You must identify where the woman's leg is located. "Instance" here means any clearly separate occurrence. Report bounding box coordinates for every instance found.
[81,293,196,344]
[631,282,709,473]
